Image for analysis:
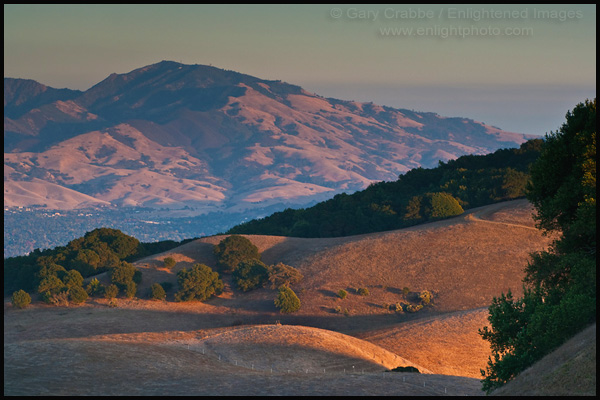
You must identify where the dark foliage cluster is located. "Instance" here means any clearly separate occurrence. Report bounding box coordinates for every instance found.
[174,263,224,302]
[4,228,192,296]
[211,235,303,311]
[4,228,148,305]
[227,139,543,238]
[479,99,596,393]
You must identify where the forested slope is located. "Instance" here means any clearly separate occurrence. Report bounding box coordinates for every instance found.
[228,139,543,237]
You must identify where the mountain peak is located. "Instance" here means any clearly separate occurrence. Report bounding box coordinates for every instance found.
[4,62,533,211]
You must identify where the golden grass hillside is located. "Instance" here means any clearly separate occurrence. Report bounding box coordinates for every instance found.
[5,199,556,395]
[133,199,552,316]
[4,304,482,396]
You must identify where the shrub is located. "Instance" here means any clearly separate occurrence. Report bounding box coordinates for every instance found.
[37,275,64,296]
[63,270,84,289]
[149,283,166,300]
[213,235,260,274]
[274,286,301,313]
[69,285,89,304]
[174,263,224,302]
[233,259,270,291]
[268,262,303,289]
[11,290,32,309]
[429,192,464,219]
[402,287,411,297]
[405,304,423,313]
[388,366,420,373]
[337,289,348,299]
[48,291,70,306]
[85,277,104,297]
[357,287,370,296]
[405,192,464,221]
[163,257,176,269]
[419,290,433,305]
[394,302,405,313]
[125,281,137,298]
[109,261,137,288]
[104,284,119,299]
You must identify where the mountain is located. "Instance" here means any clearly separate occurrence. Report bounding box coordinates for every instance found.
[4,61,534,212]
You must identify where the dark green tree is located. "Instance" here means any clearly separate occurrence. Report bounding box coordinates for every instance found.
[68,285,89,304]
[232,259,270,292]
[62,270,84,290]
[69,249,101,276]
[124,281,137,299]
[83,228,140,259]
[85,277,104,297]
[479,99,596,393]
[109,261,137,289]
[104,284,119,299]
[274,286,301,313]
[174,263,224,302]
[163,257,176,269]
[37,275,64,297]
[149,283,166,300]
[213,235,260,273]
[11,289,32,309]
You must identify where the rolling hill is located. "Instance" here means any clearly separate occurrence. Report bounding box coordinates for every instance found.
[5,199,568,396]
[5,61,534,212]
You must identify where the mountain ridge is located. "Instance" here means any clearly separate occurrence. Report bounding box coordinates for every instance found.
[4,61,535,212]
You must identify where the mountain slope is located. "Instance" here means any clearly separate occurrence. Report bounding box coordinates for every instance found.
[4,61,534,211]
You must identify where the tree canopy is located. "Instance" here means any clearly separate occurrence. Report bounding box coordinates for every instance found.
[232,259,270,292]
[274,286,301,313]
[479,98,596,393]
[213,235,261,273]
[174,263,224,302]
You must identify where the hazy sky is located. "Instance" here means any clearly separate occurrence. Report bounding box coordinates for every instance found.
[4,4,596,135]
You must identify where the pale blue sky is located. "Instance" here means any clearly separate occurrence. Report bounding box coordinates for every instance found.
[4,4,596,135]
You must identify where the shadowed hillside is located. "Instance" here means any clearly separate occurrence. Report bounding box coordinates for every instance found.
[490,324,596,396]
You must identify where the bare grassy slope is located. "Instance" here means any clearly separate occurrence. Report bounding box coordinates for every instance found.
[491,323,596,396]
[357,307,492,378]
[4,305,484,396]
[77,324,433,373]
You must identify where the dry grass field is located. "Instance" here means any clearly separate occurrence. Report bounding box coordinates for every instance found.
[6,199,571,396]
